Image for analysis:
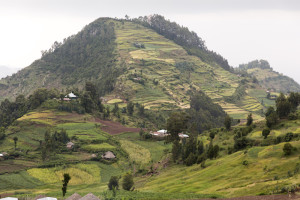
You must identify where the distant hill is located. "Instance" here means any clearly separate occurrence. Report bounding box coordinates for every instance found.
[237,60,300,93]
[0,66,19,79]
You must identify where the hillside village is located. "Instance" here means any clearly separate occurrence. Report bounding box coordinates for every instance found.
[0,16,300,200]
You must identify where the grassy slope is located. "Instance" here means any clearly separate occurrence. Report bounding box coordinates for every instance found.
[0,109,178,198]
[137,115,300,198]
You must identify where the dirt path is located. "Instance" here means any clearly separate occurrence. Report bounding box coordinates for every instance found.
[95,118,141,135]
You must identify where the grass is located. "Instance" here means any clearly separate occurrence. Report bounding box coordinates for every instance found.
[27,163,101,185]
[117,132,172,162]
[119,139,151,165]
[81,143,116,152]
[138,141,300,197]
[56,122,108,141]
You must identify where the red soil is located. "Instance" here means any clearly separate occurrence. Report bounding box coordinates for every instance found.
[95,118,141,135]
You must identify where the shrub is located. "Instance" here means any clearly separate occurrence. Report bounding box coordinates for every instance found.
[122,173,134,191]
[283,143,293,156]
[108,176,119,190]
[262,128,270,139]
[242,160,248,166]
[284,132,294,142]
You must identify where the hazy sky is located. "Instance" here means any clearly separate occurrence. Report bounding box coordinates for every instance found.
[1,0,300,83]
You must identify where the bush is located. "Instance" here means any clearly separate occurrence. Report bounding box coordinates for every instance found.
[283,143,293,156]
[284,132,294,142]
[108,176,119,190]
[242,160,248,166]
[122,173,134,191]
[262,128,270,139]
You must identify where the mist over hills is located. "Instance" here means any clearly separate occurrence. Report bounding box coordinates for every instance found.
[0,66,19,79]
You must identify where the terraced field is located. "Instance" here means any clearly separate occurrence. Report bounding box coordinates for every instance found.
[113,21,241,111]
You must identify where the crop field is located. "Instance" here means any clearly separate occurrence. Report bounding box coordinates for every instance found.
[113,21,242,111]
[56,122,108,141]
[119,139,151,165]
[81,143,116,152]
[117,132,172,162]
[27,163,101,185]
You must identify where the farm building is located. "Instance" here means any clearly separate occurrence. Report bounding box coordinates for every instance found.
[101,151,116,159]
[65,193,82,200]
[0,198,18,200]
[65,92,78,99]
[36,197,57,200]
[78,193,100,200]
[66,141,75,149]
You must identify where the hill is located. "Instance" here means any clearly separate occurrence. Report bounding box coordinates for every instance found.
[0,16,271,121]
[237,60,300,93]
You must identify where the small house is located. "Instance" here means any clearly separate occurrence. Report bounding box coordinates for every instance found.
[179,133,189,138]
[78,193,100,200]
[36,197,57,200]
[66,142,74,149]
[65,193,82,200]
[65,92,78,100]
[101,151,116,159]
[0,197,18,200]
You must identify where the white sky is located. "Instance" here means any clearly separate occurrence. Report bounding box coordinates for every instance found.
[0,0,300,83]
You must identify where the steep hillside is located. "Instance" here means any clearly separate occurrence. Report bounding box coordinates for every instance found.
[0,18,120,101]
[237,60,300,93]
[0,16,269,120]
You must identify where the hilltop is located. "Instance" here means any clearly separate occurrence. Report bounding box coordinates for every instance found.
[237,60,300,93]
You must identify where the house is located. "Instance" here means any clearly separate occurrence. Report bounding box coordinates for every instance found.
[65,92,78,100]
[36,197,57,200]
[0,197,18,200]
[65,193,82,200]
[66,141,75,149]
[78,193,100,200]
[157,129,167,134]
[101,151,116,159]
[178,133,189,138]
[63,97,71,101]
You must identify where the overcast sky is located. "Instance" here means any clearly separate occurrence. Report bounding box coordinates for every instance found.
[1,0,300,83]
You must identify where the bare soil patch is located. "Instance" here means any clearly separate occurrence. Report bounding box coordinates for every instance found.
[95,118,141,135]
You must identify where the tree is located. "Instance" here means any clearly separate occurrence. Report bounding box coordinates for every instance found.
[207,141,214,159]
[266,112,278,128]
[172,140,182,162]
[108,176,119,190]
[288,92,300,111]
[122,173,134,191]
[224,114,232,131]
[167,112,189,142]
[85,82,98,100]
[62,173,71,197]
[127,102,134,116]
[262,128,270,139]
[246,113,253,126]
[213,145,220,158]
[276,93,291,118]
[13,136,18,150]
[283,143,293,156]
